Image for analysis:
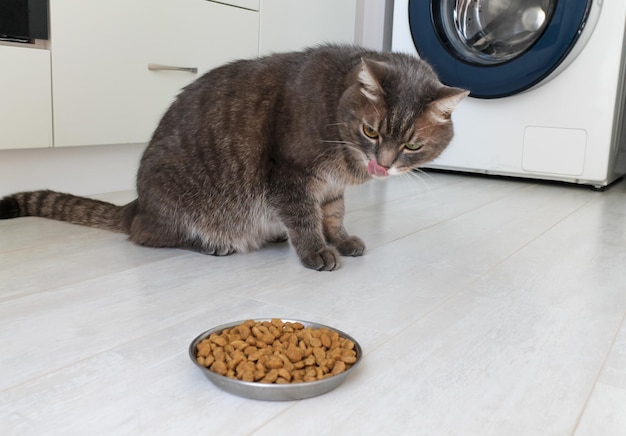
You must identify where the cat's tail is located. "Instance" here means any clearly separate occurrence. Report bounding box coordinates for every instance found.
[0,190,137,233]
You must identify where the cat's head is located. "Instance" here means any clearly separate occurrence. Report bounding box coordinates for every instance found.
[337,55,468,178]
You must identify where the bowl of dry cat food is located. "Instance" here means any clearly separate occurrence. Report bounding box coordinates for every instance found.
[189,318,362,401]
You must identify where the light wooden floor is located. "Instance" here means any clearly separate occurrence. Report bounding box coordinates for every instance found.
[1,171,625,435]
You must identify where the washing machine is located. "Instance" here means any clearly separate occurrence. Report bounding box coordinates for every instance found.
[392,0,626,188]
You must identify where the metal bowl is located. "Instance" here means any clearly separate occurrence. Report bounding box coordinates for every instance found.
[189,319,362,401]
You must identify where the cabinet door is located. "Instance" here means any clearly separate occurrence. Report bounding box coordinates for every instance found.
[259,0,357,55]
[0,45,52,149]
[50,0,259,147]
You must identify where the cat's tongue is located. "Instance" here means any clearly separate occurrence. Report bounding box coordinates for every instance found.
[368,160,389,177]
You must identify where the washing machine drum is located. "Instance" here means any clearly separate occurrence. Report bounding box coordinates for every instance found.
[409,0,593,98]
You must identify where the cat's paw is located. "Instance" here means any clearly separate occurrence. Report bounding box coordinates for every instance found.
[335,236,366,257]
[201,243,236,256]
[300,247,342,271]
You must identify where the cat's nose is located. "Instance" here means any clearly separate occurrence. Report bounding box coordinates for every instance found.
[376,149,397,170]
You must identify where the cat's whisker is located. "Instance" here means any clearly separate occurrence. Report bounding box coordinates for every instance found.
[413,167,436,184]
[398,172,420,193]
[410,174,430,194]
[400,168,433,194]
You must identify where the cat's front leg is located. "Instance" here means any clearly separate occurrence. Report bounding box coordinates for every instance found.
[321,195,366,257]
[285,210,342,271]
[272,188,342,271]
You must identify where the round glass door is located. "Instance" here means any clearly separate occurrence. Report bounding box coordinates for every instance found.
[442,0,556,65]
[408,0,593,98]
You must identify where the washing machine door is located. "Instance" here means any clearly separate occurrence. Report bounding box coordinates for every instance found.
[409,0,594,98]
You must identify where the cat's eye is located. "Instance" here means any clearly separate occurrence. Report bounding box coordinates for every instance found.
[404,143,423,151]
[362,124,379,139]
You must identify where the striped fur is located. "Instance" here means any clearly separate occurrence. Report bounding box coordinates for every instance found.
[0,190,135,233]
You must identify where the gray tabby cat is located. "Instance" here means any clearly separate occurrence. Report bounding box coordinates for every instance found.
[0,45,467,271]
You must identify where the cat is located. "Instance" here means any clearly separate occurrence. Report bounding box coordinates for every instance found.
[0,45,468,271]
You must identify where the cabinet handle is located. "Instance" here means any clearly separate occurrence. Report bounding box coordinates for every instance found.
[148,63,198,74]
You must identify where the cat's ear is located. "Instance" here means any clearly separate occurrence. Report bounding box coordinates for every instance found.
[429,86,470,121]
[357,58,388,102]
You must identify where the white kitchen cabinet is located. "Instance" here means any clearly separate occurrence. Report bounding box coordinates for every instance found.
[2,1,358,150]
[50,0,259,147]
[0,45,52,149]
[259,0,357,55]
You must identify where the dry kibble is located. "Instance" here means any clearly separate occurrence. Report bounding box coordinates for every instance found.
[302,330,313,346]
[279,354,295,372]
[210,360,228,376]
[332,360,346,376]
[228,350,246,369]
[204,355,215,367]
[285,344,303,363]
[251,326,263,339]
[328,347,342,361]
[241,371,254,382]
[261,369,279,383]
[312,347,326,365]
[195,320,358,384]
[320,333,332,348]
[213,347,226,362]
[277,368,292,382]
[310,337,322,348]
[209,334,228,347]
[230,340,247,351]
[236,360,255,376]
[243,345,257,356]
[342,354,357,364]
[271,318,283,328]
[315,367,325,380]
[247,350,263,361]
[265,356,283,370]
[238,325,251,340]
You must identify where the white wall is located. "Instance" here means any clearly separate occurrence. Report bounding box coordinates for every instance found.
[0,1,394,198]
